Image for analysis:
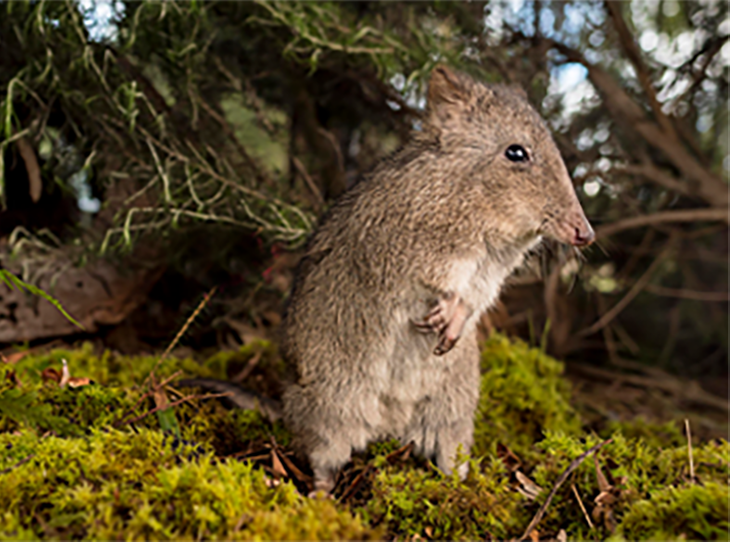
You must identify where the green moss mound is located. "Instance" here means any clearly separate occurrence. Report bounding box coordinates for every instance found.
[0,430,375,540]
[475,334,582,463]
[0,335,728,540]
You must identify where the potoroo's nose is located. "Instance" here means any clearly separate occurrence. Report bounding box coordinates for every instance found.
[573,223,595,247]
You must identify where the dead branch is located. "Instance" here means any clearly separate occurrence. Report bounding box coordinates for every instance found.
[604,1,679,142]
[515,30,730,208]
[579,240,674,337]
[610,163,692,197]
[569,363,729,412]
[644,284,730,302]
[596,207,728,239]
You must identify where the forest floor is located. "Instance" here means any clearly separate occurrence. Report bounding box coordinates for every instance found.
[0,333,728,540]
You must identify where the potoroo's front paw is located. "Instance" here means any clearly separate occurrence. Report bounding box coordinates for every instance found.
[413,292,471,355]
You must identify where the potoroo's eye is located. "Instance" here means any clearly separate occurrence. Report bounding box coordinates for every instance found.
[505,144,529,163]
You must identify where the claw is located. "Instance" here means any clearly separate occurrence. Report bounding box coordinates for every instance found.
[413,292,471,355]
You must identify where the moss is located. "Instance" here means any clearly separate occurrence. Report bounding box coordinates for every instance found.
[0,430,376,540]
[475,335,582,464]
[525,432,730,540]
[611,482,729,541]
[359,455,525,540]
[601,417,685,449]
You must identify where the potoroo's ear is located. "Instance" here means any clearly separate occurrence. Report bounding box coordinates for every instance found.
[426,65,484,133]
[427,65,469,107]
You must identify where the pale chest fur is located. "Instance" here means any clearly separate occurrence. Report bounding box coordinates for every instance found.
[365,236,541,434]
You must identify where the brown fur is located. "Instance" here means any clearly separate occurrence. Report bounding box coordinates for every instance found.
[280,65,593,492]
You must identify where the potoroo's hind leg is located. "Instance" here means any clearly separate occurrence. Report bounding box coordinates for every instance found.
[283,380,375,494]
[402,330,480,478]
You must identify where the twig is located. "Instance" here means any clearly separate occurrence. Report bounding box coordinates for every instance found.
[579,241,674,337]
[231,350,263,384]
[605,1,679,142]
[147,285,218,384]
[520,439,612,541]
[121,392,231,426]
[0,453,35,475]
[685,419,695,483]
[568,363,729,412]
[596,208,729,239]
[113,370,184,428]
[291,156,325,209]
[610,163,690,197]
[571,483,594,530]
[644,284,730,302]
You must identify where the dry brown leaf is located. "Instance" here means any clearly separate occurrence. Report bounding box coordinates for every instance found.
[152,386,169,410]
[68,377,92,388]
[594,454,610,492]
[516,470,544,501]
[270,448,288,479]
[2,351,30,364]
[41,367,61,383]
[592,454,618,533]
[529,528,540,542]
[497,441,522,471]
[261,310,282,326]
[557,529,567,542]
[277,450,312,482]
[16,137,42,203]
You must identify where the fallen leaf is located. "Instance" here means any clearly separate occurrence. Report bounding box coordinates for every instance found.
[592,455,619,533]
[516,470,544,501]
[4,369,20,387]
[2,351,30,364]
[496,442,522,471]
[41,367,61,383]
[270,448,288,479]
[594,454,610,492]
[557,529,567,542]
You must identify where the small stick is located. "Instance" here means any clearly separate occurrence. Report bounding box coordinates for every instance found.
[142,285,218,391]
[159,286,218,366]
[121,392,231,426]
[685,419,695,483]
[113,370,184,428]
[520,439,612,541]
[0,453,36,475]
[571,483,594,530]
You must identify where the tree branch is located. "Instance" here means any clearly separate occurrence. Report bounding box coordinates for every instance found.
[596,207,728,238]
[604,1,679,142]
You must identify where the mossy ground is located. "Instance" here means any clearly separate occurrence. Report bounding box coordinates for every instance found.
[1,336,727,540]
